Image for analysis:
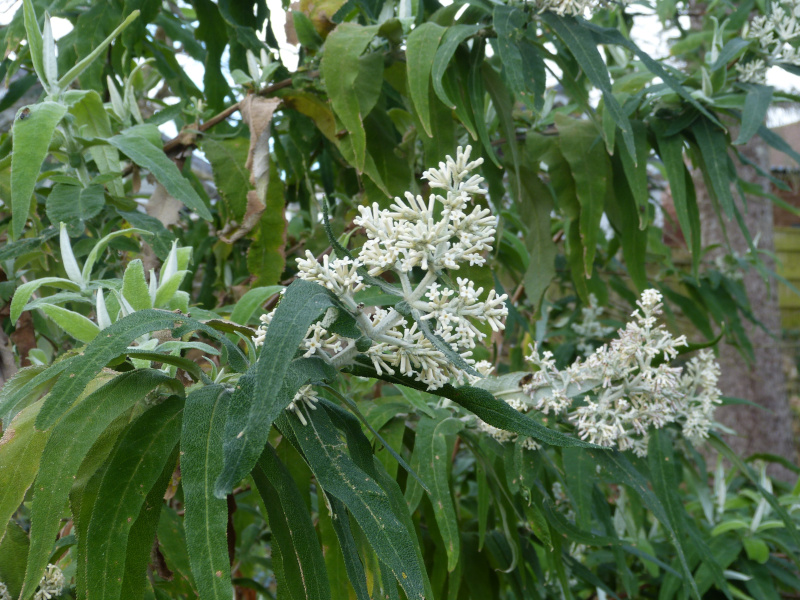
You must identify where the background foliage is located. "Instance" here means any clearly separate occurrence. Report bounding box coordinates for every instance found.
[1,0,800,598]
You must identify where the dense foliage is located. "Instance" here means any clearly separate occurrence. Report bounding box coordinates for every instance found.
[1,0,800,598]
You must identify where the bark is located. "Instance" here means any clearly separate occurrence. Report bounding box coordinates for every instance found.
[695,127,797,480]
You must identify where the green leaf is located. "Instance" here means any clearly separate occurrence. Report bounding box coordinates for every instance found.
[609,156,648,291]
[70,90,124,196]
[83,396,183,600]
[22,370,177,600]
[562,447,594,530]
[38,303,101,343]
[406,22,446,137]
[483,63,521,197]
[742,537,769,564]
[10,277,82,323]
[109,128,212,220]
[735,84,772,146]
[757,123,800,166]
[202,137,252,219]
[691,116,734,218]
[616,120,649,228]
[229,285,283,326]
[11,101,67,240]
[541,13,635,160]
[283,407,428,600]
[252,443,331,600]
[122,259,153,310]
[467,39,500,168]
[325,496,372,600]
[34,309,246,430]
[45,184,106,235]
[22,0,45,90]
[555,114,609,277]
[154,270,190,307]
[348,364,598,448]
[247,156,286,287]
[321,23,379,173]
[431,24,483,109]
[656,132,701,276]
[0,521,29,598]
[579,19,723,129]
[0,399,49,547]
[415,414,463,571]
[182,385,234,600]
[214,280,340,497]
[56,10,140,90]
[517,168,556,310]
[81,227,153,282]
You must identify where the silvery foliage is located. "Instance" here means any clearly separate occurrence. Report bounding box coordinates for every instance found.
[255,146,508,418]
[739,0,800,83]
[481,290,721,457]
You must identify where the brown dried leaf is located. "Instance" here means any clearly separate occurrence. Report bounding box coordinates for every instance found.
[240,95,281,191]
[219,190,266,244]
[146,183,182,227]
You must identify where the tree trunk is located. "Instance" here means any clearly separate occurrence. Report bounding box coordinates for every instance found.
[695,127,797,480]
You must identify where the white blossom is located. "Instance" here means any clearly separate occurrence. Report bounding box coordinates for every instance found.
[33,564,65,600]
[254,146,508,415]
[571,293,614,356]
[0,582,11,600]
[740,1,800,82]
[536,0,623,17]
[519,290,721,456]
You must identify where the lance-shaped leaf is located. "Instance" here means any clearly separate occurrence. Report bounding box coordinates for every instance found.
[432,24,484,109]
[406,22,446,137]
[320,23,379,173]
[109,127,212,220]
[38,303,101,343]
[11,277,81,323]
[691,117,735,218]
[214,280,341,497]
[81,227,153,282]
[283,407,429,600]
[735,84,772,146]
[252,443,331,600]
[34,309,246,429]
[56,10,140,90]
[182,385,234,600]
[347,363,598,448]
[70,90,125,196]
[11,101,67,240]
[541,13,635,160]
[21,370,178,600]
[22,0,45,90]
[0,399,49,542]
[414,413,464,571]
[324,495,371,600]
[82,396,183,600]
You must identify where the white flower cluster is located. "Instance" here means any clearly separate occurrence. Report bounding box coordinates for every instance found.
[255,147,508,421]
[571,293,614,357]
[33,564,65,600]
[536,0,621,17]
[0,582,10,600]
[739,1,800,83]
[523,290,720,456]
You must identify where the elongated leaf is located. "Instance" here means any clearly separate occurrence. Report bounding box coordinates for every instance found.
[38,303,100,343]
[182,385,234,600]
[252,444,331,600]
[656,131,700,275]
[11,277,81,323]
[610,156,647,291]
[416,414,463,571]
[230,285,284,326]
[0,399,49,542]
[0,521,29,598]
[283,407,428,600]
[120,446,178,599]
[11,101,67,240]
[215,280,340,497]
[321,23,379,173]
[70,90,124,196]
[691,117,734,218]
[467,39,501,167]
[83,396,183,600]
[81,228,153,282]
[347,363,598,448]
[757,123,800,166]
[34,309,246,429]
[122,259,153,310]
[22,0,45,90]
[21,370,177,600]
[555,114,609,277]
[735,84,772,145]
[325,495,371,600]
[109,129,212,220]
[431,25,483,109]
[406,22,446,137]
[541,13,635,159]
[45,184,105,234]
[202,137,252,219]
[579,19,722,128]
[56,10,140,90]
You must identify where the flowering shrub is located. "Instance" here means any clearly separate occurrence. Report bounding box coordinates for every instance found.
[739,0,800,82]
